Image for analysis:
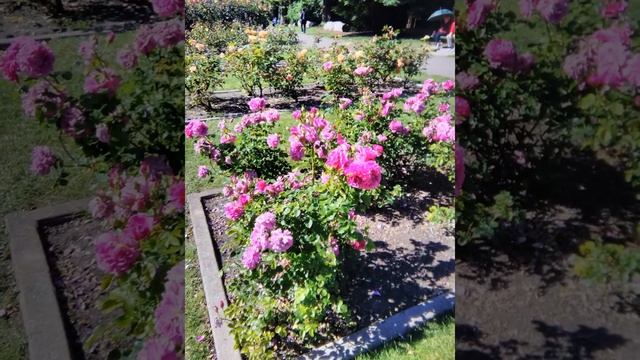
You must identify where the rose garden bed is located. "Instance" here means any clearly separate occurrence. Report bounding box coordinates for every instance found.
[6,200,130,360]
[188,184,454,359]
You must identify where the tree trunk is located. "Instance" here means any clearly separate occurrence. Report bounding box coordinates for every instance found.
[54,0,64,13]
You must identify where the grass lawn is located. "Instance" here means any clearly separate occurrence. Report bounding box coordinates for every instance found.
[306,26,428,52]
[356,315,454,360]
[0,31,134,359]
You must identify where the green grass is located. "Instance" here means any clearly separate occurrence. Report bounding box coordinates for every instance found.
[0,31,134,359]
[185,225,215,359]
[356,315,454,360]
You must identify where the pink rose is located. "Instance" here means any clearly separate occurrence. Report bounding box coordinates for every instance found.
[352,240,366,251]
[467,0,495,29]
[269,228,294,252]
[289,136,305,161]
[30,146,57,175]
[456,71,480,90]
[326,143,352,171]
[197,166,210,178]
[519,0,538,18]
[536,0,569,24]
[266,134,280,149]
[220,134,236,144]
[247,97,267,112]
[16,38,55,78]
[184,120,208,138]
[343,160,382,190]
[151,0,184,17]
[95,231,140,276]
[323,61,334,71]
[456,96,471,122]
[116,46,138,69]
[224,201,245,221]
[125,213,155,241]
[242,245,261,270]
[84,68,121,95]
[484,39,519,71]
[89,194,114,219]
[601,1,627,19]
[441,79,455,92]
[423,114,455,143]
[96,123,111,143]
[353,66,373,76]
[389,119,410,135]
[339,98,352,110]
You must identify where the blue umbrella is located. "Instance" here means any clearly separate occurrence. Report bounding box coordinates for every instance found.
[427,8,454,22]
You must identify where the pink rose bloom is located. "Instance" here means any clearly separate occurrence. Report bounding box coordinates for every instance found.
[197,165,210,178]
[184,120,208,138]
[250,227,270,250]
[255,179,268,194]
[15,37,55,78]
[269,228,294,252]
[116,46,138,69]
[89,194,114,219]
[321,172,331,184]
[135,26,158,55]
[255,212,277,232]
[61,106,86,138]
[95,231,140,276]
[224,201,245,221]
[484,39,519,71]
[354,111,366,121]
[379,102,394,117]
[292,109,302,120]
[536,0,569,24]
[154,19,185,48]
[30,146,57,175]
[594,41,628,88]
[21,80,65,118]
[353,66,373,76]
[591,25,633,46]
[601,1,627,19]
[389,119,410,135]
[519,0,538,18]
[339,98,352,110]
[247,97,267,112]
[352,240,366,251]
[344,160,382,190]
[266,134,280,149]
[441,79,455,92]
[563,52,589,80]
[377,134,388,143]
[355,145,381,161]
[326,143,352,171]
[137,336,178,360]
[289,136,305,161]
[84,68,121,95]
[424,114,455,143]
[154,261,185,346]
[220,134,236,144]
[329,237,340,256]
[262,108,280,123]
[237,194,251,206]
[167,181,185,212]
[242,245,262,270]
[96,123,111,143]
[455,145,465,196]
[623,54,640,87]
[421,79,440,95]
[456,96,471,122]
[125,213,155,241]
[151,0,184,17]
[467,0,495,29]
[403,95,426,114]
[0,40,21,81]
[323,61,334,71]
[456,71,480,90]
[517,52,535,72]
[382,88,403,101]
[438,102,451,113]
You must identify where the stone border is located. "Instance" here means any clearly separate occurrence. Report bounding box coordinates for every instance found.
[188,190,455,360]
[5,199,90,360]
[298,292,455,359]
[187,190,242,360]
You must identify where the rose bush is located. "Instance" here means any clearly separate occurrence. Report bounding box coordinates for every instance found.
[1,5,185,358]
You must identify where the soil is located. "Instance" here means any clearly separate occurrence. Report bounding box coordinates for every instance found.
[201,181,455,357]
[456,155,640,359]
[40,215,133,360]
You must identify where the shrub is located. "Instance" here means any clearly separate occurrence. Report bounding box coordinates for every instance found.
[186,0,269,29]
[286,0,323,24]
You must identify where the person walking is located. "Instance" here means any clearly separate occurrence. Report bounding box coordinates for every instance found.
[299,8,307,33]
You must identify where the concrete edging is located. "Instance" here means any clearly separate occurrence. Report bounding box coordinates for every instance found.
[5,199,90,360]
[187,190,242,360]
[188,190,455,360]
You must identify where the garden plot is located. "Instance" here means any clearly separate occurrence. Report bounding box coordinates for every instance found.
[190,185,454,359]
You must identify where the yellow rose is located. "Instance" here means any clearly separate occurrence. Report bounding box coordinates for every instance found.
[195,43,205,51]
[258,30,269,38]
[248,35,258,43]
[297,48,308,59]
[353,50,364,59]
[337,54,346,63]
[188,39,196,46]
[323,53,331,60]
[189,65,197,73]
[397,58,405,68]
